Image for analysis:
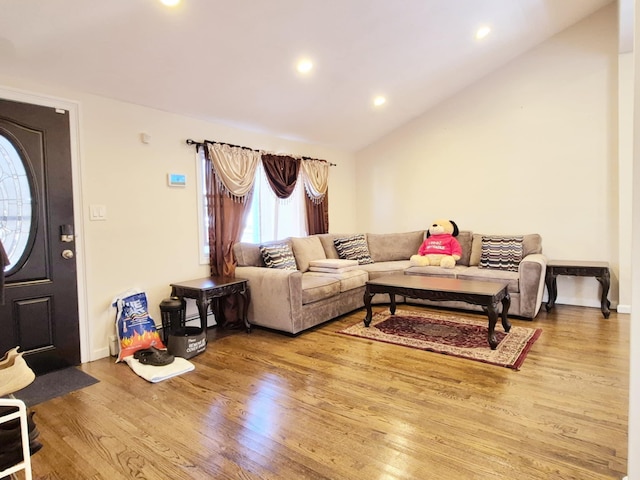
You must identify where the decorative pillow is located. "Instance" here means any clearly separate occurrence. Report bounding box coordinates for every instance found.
[479,236,524,272]
[260,243,298,270]
[333,234,373,265]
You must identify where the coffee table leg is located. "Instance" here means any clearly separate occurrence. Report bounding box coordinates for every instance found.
[389,293,396,315]
[501,293,511,333]
[486,303,499,350]
[364,285,374,327]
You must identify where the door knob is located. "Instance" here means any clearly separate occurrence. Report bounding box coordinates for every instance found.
[62,249,74,259]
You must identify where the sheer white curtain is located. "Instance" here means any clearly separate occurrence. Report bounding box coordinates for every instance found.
[241,162,307,243]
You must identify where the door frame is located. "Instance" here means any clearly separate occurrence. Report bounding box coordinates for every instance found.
[0,85,90,363]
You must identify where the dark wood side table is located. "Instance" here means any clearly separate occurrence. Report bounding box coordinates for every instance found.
[170,276,251,333]
[545,260,610,318]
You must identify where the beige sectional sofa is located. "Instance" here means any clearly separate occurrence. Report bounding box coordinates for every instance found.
[233,230,547,334]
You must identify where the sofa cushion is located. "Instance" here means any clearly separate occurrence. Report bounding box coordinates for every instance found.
[356,260,411,279]
[260,243,298,270]
[455,231,473,266]
[334,234,374,265]
[301,274,341,304]
[234,239,292,267]
[479,236,524,272]
[366,231,425,262]
[522,234,543,256]
[317,233,347,259]
[457,266,519,293]
[305,270,368,292]
[291,236,327,273]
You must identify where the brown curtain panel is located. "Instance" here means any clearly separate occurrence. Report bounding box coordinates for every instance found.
[204,148,253,277]
[305,188,329,235]
[204,148,253,325]
[261,154,301,199]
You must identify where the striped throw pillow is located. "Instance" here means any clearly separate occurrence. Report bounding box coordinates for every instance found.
[479,236,523,272]
[260,243,298,270]
[333,234,374,265]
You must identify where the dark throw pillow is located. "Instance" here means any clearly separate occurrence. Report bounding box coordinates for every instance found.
[333,234,374,265]
[260,243,298,270]
[479,236,524,272]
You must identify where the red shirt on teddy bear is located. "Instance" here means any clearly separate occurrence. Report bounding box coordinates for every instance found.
[418,234,462,257]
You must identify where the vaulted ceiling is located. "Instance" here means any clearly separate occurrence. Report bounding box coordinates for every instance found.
[0,0,614,151]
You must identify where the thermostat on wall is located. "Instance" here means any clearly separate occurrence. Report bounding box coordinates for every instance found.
[167,173,186,187]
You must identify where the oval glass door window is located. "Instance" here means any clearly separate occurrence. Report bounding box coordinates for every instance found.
[0,134,33,273]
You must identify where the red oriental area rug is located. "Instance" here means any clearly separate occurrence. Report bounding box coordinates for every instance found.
[338,309,542,370]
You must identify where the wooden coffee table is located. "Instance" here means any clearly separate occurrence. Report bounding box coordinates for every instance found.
[363,274,511,350]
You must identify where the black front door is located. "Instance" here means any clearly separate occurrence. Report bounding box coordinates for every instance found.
[0,97,80,374]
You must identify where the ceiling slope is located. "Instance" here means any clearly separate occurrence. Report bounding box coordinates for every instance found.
[0,0,614,151]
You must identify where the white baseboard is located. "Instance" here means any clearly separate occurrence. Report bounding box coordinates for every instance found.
[617,304,631,314]
[91,347,111,361]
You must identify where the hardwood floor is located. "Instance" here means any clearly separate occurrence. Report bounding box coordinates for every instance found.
[18,304,629,479]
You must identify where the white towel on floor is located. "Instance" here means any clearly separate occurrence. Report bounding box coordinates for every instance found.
[123,355,195,383]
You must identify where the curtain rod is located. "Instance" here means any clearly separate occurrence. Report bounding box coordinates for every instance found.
[185,138,337,166]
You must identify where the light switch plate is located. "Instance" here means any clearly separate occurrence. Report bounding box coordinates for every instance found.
[89,204,107,221]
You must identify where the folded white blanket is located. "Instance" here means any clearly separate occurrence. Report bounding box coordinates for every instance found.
[308,259,359,269]
[124,356,195,383]
[309,266,359,273]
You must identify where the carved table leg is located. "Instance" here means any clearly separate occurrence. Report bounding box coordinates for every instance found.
[485,302,500,350]
[239,287,251,333]
[363,286,374,327]
[195,294,210,333]
[501,293,511,333]
[596,269,611,319]
[389,292,397,315]
[545,272,557,312]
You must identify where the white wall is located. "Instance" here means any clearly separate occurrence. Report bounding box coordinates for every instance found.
[0,76,357,361]
[626,0,638,476]
[619,51,634,313]
[355,4,620,310]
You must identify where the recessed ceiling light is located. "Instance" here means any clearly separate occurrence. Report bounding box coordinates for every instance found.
[160,0,180,6]
[296,59,313,74]
[373,96,386,107]
[476,26,491,40]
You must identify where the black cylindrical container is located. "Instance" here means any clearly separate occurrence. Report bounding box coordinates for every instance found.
[159,297,185,343]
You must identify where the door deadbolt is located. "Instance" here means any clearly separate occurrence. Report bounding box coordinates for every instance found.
[62,249,74,259]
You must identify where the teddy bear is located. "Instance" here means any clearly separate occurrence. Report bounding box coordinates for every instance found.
[410,219,462,269]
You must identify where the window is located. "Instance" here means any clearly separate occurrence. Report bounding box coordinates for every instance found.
[0,134,33,273]
[197,152,307,264]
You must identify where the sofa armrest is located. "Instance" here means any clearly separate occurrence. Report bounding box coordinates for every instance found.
[518,254,547,318]
[235,266,303,331]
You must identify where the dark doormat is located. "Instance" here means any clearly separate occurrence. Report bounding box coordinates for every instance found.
[11,367,99,407]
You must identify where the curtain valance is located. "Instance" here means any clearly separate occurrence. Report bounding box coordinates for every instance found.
[301,159,329,204]
[194,139,332,204]
[205,143,260,202]
[261,154,301,200]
